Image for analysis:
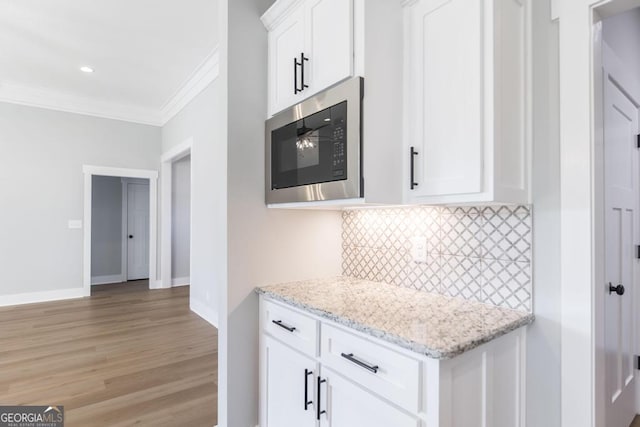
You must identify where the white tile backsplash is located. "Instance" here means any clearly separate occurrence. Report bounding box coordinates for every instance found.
[342,205,533,312]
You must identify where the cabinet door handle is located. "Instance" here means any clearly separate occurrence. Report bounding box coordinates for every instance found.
[295,52,309,94]
[304,369,313,411]
[294,56,299,94]
[300,52,309,92]
[341,352,379,374]
[272,319,296,332]
[410,146,419,190]
[316,376,327,421]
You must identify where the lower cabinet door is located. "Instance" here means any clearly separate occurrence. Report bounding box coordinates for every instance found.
[318,368,421,427]
[263,335,317,427]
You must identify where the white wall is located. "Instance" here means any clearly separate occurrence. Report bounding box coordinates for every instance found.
[219,0,343,425]
[91,175,123,280]
[161,81,226,327]
[171,155,191,282]
[603,8,640,79]
[0,102,161,297]
[527,0,561,426]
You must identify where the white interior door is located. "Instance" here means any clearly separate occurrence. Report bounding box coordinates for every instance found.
[127,182,149,281]
[604,73,638,427]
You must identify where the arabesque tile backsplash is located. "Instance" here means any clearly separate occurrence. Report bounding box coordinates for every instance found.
[341,206,532,312]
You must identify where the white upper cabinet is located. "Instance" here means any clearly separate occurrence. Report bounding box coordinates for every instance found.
[262,0,353,116]
[403,0,531,205]
[267,3,306,116]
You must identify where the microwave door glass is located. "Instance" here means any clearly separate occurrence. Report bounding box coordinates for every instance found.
[271,101,348,190]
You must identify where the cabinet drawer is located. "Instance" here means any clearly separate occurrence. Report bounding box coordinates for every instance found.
[262,299,318,357]
[320,323,422,413]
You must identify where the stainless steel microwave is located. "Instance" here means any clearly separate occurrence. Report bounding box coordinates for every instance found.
[265,77,363,205]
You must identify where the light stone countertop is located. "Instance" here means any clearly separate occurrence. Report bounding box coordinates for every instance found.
[256,277,534,359]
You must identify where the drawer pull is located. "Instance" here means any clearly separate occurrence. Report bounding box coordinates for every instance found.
[341,352,379,374]
[272,320,296,332]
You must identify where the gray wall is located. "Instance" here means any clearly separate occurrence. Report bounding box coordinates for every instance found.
[161,80,226,327]
[527,1,561,426]
[220,0,343,425]
[603,8,640,78]
[172,155,191,280]
[91,176,122,279]
[0,102,161,296]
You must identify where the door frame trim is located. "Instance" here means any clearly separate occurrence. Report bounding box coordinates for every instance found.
[160,138,192,289]
[559,1,640,425]
[83,165,159,294]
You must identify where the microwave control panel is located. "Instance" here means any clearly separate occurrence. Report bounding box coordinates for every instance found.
[332,123,346,179]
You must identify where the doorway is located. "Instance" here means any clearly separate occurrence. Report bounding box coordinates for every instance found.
[594,6,640,427]
[170,155,191,286]
[83,165,158,294]
[161,138,192,289]
[90,176,150,284]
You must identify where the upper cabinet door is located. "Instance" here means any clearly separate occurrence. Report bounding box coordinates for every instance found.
[408,0,484,198]
[404,0,530,205]
[305,0,353,95]
[264,0,354,117]
[268,3,306,116]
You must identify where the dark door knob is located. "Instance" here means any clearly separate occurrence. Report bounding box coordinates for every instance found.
[128,235,133,239]
[609,283,625,296]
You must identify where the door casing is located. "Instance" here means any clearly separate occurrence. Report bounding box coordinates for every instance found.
[83,165,158,294]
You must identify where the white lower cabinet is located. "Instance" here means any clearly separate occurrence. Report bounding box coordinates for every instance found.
[259,296,527,427]
[319,367,421,427]
[263,335,317,427]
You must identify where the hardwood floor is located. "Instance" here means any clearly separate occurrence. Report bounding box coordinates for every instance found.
[632,415,640,427]
[0,281,217,426]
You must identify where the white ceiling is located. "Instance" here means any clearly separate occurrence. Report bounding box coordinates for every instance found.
[0,0,219,125]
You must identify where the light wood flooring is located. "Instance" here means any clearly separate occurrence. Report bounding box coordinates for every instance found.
[0,281,217,426]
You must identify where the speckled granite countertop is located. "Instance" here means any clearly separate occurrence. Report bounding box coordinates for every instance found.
[256,277,534,359]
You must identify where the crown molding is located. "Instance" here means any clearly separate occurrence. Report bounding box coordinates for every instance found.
[261,0,306,31]
[0,45,220,127]
[400,0,421,7]
[159,47,220,125]
[0,81,163,126]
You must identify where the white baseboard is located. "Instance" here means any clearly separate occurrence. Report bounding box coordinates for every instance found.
[91,274,124,285]
[190,297,218,328]
[172,276,190,287]
[0,287,87,307]
[149,280,163,289]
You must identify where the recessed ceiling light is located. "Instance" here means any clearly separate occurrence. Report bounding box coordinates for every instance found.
[80,66,94,73]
